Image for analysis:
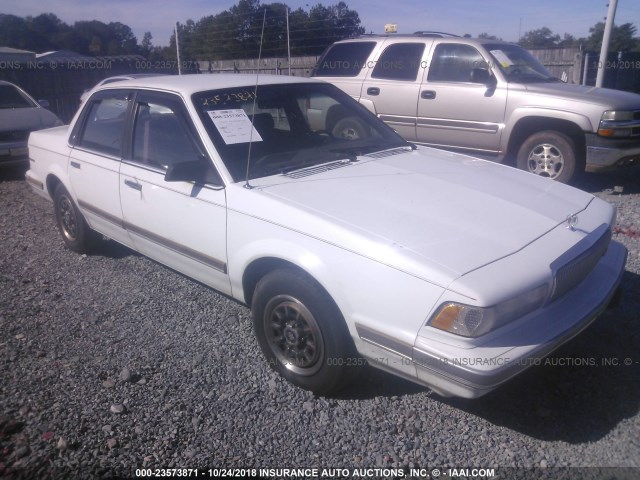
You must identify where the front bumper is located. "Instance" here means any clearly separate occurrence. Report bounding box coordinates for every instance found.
[408,240,627,398]
[0,141,29,167]
[585,133,640,171]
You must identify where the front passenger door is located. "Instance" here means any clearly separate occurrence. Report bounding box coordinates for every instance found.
[417,43,507,153]
[119,91,231,295]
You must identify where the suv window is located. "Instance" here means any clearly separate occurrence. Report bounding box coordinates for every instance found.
[372,43,425,81]
[428,44,486,83]
[77,93,130,156]
[314,42,376,77]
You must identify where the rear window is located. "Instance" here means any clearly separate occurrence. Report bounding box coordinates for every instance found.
[314,42,376,77]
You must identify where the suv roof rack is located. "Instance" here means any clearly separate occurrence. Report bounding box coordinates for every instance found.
[413,31,459,37]
[351,31,459,39]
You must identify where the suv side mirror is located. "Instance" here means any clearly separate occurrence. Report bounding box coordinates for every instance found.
[470,68,496,87]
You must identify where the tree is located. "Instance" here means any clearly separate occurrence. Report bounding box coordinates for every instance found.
[174,0,364,61]
[478,33,502,41]
[584,22,639,52]
[519,27,561,48]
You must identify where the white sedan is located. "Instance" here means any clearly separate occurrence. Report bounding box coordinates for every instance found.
[26,74,627,398]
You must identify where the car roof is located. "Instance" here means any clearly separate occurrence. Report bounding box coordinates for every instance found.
[335,34,514,47]
[98,74,319,96]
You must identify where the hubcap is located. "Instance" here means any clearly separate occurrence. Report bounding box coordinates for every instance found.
[59,195,78,241]
[338,127,359,140]
[526,143,564,179]
[264,295,324,376]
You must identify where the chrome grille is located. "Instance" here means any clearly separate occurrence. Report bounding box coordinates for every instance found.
[550,227,611,302]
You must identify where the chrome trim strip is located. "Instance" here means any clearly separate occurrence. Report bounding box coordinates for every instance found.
[78,200,124,228]
[25,176,44,190]
[355,323,414,359]
[416,117,500,134]
[125,223,227,273]
[77,199,227,273]
[378,114,417,126]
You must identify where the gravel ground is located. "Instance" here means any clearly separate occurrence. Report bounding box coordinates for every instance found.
[1,165,639,479]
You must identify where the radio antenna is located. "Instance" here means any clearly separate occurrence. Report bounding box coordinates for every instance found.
[244,8,267,189]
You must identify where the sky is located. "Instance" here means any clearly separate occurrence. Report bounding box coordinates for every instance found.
[2,0,639,48]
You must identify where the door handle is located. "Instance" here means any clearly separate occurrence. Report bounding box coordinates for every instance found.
[124,179,142,191]
[421,90,437,100]
[367,87,380,96]
[70,161,81,169]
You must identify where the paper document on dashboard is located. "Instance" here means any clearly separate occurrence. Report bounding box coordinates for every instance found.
[207,109,263,144]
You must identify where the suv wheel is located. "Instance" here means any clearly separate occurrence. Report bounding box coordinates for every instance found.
[516,131,576,183]
[331,116,368,140]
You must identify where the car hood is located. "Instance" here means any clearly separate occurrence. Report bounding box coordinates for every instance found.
[521,82,640,110]
[0,107,61,133]
[241,148,595,286]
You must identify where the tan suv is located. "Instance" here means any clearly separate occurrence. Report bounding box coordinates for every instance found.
[312,33,640,183]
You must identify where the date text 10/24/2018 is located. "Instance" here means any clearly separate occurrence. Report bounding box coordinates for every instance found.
[134,467,497,478]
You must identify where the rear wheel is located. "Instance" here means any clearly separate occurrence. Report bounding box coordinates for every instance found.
[252,268,357,395]
[53,184,99,253]
[516,130,576,183]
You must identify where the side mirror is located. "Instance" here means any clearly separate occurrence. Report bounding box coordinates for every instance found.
[470,68,496,87]
[38,99,51,108]
[164,159,221,185]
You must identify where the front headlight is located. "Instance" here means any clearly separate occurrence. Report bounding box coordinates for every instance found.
[598,110,639,138]
[428,284,549,337]
[601,110,635,121]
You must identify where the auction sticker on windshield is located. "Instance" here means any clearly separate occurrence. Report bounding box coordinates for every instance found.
[207,109,263,144]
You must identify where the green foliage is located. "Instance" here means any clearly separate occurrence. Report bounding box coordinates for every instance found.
[170,0,365,60]
[1,1,363,61]
[584,22,639,52]
[519,23,639,52]
[0,13,141,56]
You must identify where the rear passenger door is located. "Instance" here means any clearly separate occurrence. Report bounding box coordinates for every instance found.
[68,89,132,247]
[119,91,231,295]
[360,41,431,141]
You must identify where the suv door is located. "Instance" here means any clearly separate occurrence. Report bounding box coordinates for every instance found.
[360,41,431,141]
[417,42,507,154]
[119,91,231,294]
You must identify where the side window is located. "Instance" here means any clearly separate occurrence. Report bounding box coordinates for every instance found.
[132,97,202,170]
[372,43,425,81]
[314,42,376,77]
[77,94,129,156]
[428,44,486,83]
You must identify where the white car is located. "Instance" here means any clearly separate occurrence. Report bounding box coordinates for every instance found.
[79,73,167,104]
[25,74,627,398]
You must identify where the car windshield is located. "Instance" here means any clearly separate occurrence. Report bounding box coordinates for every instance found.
[0,84,38,109]
[193,82,410,181]
[485,44,558,83]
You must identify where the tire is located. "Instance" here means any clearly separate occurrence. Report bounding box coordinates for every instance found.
[331,116,368,140]
[53,184,99,253]
[251,268,357,395]
[516,130,576,183]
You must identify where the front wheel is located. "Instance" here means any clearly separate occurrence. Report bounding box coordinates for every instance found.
[252,268,357,395]
[331,116,368,141]
[516,131,577,183]
[53,184,99,253]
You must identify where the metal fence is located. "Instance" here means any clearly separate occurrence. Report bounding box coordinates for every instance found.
[1,49,638,124]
